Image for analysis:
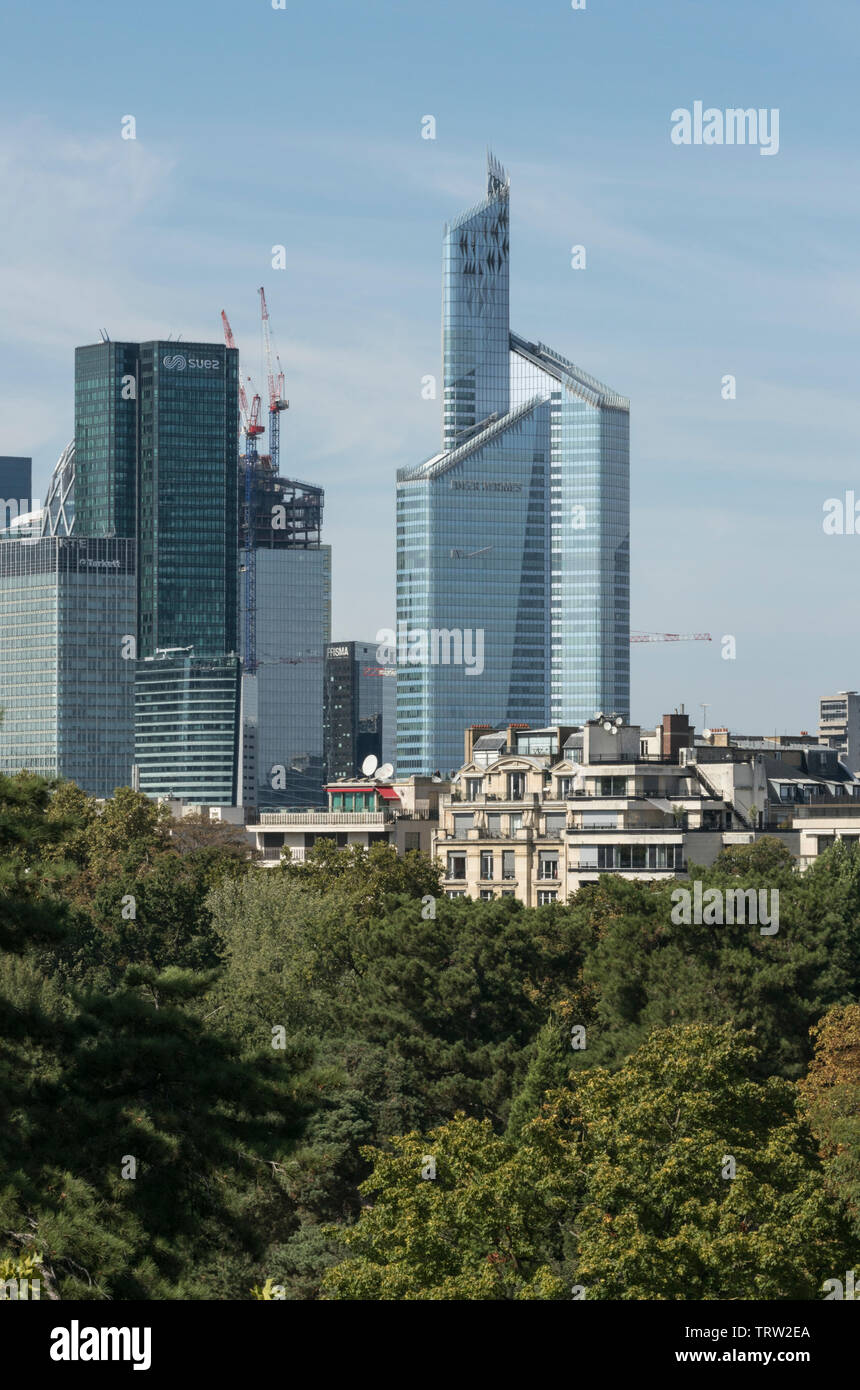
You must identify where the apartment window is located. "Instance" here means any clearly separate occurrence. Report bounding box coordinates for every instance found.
[577,846,599,869]
[594,844,681,870]
[480,850,494,880]
[486,813,502,836]
[447,853,466,880]
[507,771,526,800]
[479,889,494,901]
[558,777,574,799]
[645,844,678,869]
[453,814,474,835]
[538,851,559,880]
[545,813,566,836]
[509,813,523,834]
[446,889,466,899]
[502,849,516,880]
[500,889,515,898]
[466,778,483,801]
[537,890,557,906]
[404,832,420,851]
[583,811,617,829]
[599,777,627,796]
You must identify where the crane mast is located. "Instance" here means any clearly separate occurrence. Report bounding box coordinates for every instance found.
[221,309,264,675]
[259,286,288,473]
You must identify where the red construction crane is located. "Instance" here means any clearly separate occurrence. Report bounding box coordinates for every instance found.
[630,632,712,644]
[221,310,251,435]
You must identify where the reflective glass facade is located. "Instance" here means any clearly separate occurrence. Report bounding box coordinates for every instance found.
[239,546,331,809]
[0,457,32,530]
[138,343,238,658]
[0,538,136,796]
[75,343,139,539]
[396,157,630,775]
[41,443,76,536]
[74,340,239,659]
[443,152,510,449]
[134,654,240,805]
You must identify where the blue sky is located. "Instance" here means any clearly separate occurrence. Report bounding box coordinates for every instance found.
[1,0,858,734]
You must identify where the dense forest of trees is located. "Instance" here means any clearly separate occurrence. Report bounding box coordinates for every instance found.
[1,772,858,1299]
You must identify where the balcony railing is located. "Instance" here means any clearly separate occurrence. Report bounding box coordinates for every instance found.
[257,811,390,826]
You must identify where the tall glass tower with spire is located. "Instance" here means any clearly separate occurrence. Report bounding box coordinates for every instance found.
[396,154,629,775]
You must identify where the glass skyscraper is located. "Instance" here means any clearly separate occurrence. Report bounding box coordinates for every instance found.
[134,652,240,805]
[239,545,332,810]
[236,467,331,810]
[74,339,241,802]
[75,340,239,658]
[0,537,136,796]
[396,155,629,775]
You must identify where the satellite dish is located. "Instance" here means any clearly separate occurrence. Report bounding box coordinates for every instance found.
[377,762,394,781]
[615,716,623,727]
[431,775,443,784]
[595,712,605,723]
[703,729,712,741]
[362,754,379,776]
[603,721,613,732]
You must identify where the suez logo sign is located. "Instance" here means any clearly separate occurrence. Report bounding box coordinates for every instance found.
[161,354,221,371]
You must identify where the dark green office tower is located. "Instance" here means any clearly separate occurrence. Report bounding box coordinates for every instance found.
[138,342,238,658]
[75,342,139,538]
[74,340,239,659]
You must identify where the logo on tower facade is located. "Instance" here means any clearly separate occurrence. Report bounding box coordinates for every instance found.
[161,354,221,372]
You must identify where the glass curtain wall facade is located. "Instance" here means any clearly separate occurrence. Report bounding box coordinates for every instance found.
[0,537,136,795]
[138,343,238,658]
[0,457,32,529]
[41,443,76,536]
[240,545,331,809]
[396,156,630,775]
[74,340,239,657]
[135,654,240,804]
[237,467,331,810]
[75,343,139,538]
[75,339,241,804]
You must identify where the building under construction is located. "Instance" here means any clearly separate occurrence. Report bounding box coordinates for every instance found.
[237,463,331,811]
[226,291,331,811]
[238,459,323,551]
